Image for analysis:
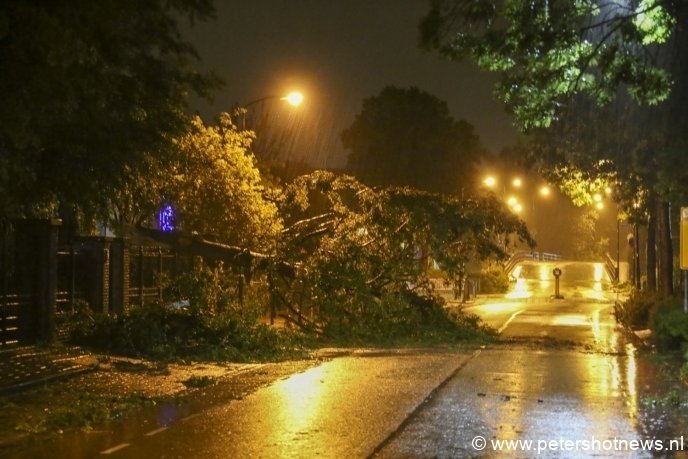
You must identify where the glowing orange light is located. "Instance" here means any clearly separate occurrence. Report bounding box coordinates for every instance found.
[282,91,304,106]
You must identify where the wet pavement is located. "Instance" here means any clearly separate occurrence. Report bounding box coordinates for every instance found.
[7,260,688,458]
[378,261,687,458]
[0,345,96,394]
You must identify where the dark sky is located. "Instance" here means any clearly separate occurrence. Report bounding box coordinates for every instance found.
[185,0,518,167]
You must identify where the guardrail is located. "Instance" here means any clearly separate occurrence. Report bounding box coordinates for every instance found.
[504,251,562,275]
[605,253,618,282]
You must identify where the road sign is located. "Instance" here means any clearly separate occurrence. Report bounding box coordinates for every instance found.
[682,208,688,270]
[552,267,562,277]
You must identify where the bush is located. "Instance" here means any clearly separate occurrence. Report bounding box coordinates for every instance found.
[614,290,658,329]
[70,263,307,362]
[318,289,496,345]
[478,268,510,294]
[71,301,306,361]
[651,300,688,352]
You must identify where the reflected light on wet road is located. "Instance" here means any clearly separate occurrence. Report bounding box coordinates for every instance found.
[538,263,551,283]
[274,366,326,432]
[505,277,532,299]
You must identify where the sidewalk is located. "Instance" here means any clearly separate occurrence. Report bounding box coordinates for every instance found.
[0,345,98,395]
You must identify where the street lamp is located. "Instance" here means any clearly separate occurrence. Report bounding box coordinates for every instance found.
[240,90,304,129]
[483,176,497,188]
[282,91,304,107]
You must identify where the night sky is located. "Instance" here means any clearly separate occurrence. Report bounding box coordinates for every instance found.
[185,0,518,168]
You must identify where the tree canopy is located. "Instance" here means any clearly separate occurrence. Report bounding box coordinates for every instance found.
[420,0,678,129]
[170,114,281,250]
[0,0,219,220]
[342,86,482,195]
[271,170,532,337]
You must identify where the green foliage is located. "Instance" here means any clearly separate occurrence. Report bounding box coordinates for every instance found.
[342,86,482,194]
[166,114,281,249]
[651,300,688,352]
[71,264,305,362]
[182,375,215,388]
[478,268,510,294]
[272,171,531,342]
[44,396,111,431]
[614,290,658,329]
[0,0,219,219]
[111,114,281,250]
[420,0,676,130]
[41,393,154,432]
[571,209,609,260]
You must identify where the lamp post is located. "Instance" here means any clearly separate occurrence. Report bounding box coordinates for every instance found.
[240,90,304,130]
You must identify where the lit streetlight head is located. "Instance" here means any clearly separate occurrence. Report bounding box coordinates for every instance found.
[593,193,603,202]
[513,203,523,213]
[282,91,304,107]
[539,185,551,197]
[604,186,612,195]
[483,176,496,188]
[512,178,522,188]
[507,196,518,207]
[595,201,605,210]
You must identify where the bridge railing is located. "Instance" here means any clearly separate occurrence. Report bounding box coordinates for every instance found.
[504,251,562,275]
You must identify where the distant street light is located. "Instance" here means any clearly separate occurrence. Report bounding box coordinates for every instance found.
[539,185,551,197]
[483,176,497,188]
[512,177,523,188]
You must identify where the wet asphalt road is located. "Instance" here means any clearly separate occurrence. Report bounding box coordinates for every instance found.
[12,260,684,458]
[377,261,673,458]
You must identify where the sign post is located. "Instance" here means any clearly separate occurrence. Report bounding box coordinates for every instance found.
[681,208,688,313]
[552,267,563,299]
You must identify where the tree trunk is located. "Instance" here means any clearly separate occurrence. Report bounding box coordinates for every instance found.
[634,223,641,290]
[646,197,657,292]
[657,200,674,298]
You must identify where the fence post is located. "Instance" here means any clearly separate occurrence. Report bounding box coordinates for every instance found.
[0,221,7,343]
[35,219,60,342]
[139,246,144,307]
[158,247,163,301]
[69,243,76,313]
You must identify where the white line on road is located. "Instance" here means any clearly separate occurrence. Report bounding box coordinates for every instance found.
[144,426,168,436]
[181,413,201,422]
[498,309,524,334]
[100,443,131,455]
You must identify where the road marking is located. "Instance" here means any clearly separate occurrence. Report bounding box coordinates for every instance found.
[498,309,524,334]
[100,443,131,455]
[144,426,168,436]
[181,413,201,422]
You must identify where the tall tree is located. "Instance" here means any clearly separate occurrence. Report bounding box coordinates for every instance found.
[421,1,688,296]
[342,86,482,195]
[420,0,676,130]
[0,0,219,222]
